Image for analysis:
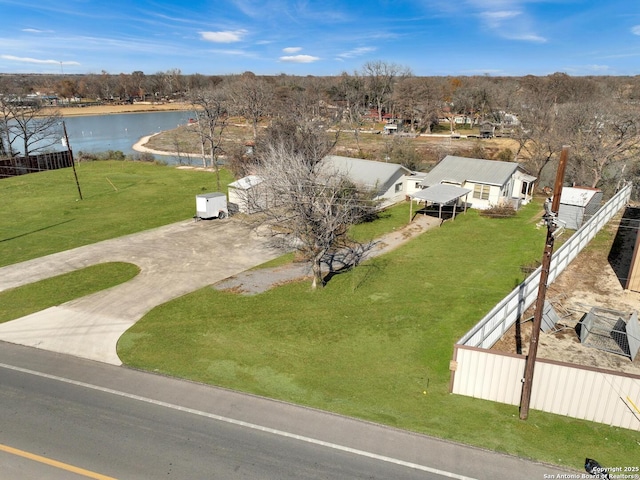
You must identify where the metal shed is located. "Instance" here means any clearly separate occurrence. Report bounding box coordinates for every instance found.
[555,187,602,230]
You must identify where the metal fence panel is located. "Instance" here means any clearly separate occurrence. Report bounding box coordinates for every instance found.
[452,346,640,430]
[458,183,632,348]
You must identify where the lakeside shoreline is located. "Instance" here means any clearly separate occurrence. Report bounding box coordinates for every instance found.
[46,102,194,118]
[132,132,183,157]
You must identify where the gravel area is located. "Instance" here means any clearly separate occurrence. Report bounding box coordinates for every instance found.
[213,213,442,294]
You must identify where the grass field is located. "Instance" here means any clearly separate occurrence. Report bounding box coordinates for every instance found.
[2,162,638,470]
[0,160,232,267]
[118,199,639,468]
[0,262,140,323]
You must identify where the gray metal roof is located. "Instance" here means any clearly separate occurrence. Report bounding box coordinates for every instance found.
[228,175,263,190]
[322,155,412,194]
[410,184,471,205]
[557,186,601,207]
[420,155,521,188]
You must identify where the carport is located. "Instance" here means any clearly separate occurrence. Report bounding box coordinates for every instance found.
[409,184,472,222]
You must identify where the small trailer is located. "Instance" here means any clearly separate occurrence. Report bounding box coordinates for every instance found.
[195,192,228,220]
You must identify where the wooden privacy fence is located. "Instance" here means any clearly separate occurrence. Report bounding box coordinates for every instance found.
[450,182,640,430]
[0,150,73,179]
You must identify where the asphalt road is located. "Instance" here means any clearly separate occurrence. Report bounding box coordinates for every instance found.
[0,343,576,480]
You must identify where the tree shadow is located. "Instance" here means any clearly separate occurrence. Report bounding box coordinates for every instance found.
[607,206,640,288]
[0,219,75,243]
[321,240,378,286]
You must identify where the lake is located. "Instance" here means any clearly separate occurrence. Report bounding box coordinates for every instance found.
[61,110,196,164]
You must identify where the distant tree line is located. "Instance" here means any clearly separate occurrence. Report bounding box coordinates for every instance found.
[3,64,640,288]
[2,65,640,194]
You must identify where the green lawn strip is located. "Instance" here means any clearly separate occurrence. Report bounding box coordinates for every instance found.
[119,204,640,468]
[0,161,233,267]
[0,262,140,323]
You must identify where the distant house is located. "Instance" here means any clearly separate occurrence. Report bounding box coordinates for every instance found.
[418,155,536,210]
[479,122,495,138]
[321,155,417,208]
[555,186,603,230]
[229,156,422,214]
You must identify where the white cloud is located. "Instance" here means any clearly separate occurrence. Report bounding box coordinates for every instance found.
[632,25,640,36]
[21,28,50,33]
[279,54,320,63]
[200,30,247,43]
[506,33,547,43]
[337,46,376,59]
[1,55,80,65]
[282,47,302,53]
[480,10,520,26]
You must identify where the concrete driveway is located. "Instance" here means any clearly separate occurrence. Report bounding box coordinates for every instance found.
[0,218,280,365]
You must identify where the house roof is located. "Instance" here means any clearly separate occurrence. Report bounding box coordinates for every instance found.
[410,184,472,205]
[322,155,411,195]
[228,175,263,190]
[420,155,521,188]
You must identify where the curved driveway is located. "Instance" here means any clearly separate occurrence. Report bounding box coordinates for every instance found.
[0,218,280,365]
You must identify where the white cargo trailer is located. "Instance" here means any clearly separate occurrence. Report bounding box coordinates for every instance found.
[195,192,228,220]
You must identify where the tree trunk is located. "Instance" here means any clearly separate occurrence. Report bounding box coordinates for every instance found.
[200,139,207,168]
[310,255,323,289]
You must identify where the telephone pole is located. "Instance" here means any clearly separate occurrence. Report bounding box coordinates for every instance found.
[519,146,569,420]
[63,121,83,200]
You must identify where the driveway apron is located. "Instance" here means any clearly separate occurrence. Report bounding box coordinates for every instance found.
[0,219,280,365]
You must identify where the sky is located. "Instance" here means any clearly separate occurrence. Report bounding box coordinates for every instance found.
[0,0,639,77]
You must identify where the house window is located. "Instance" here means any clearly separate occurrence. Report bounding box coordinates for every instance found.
[395,182,403,193]
[415,182,421,190]
[473,184,490,200]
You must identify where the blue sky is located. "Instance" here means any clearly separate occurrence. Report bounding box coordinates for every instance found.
[1,0,639,77]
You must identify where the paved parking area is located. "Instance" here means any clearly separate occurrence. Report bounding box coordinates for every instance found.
[0,218,280,365]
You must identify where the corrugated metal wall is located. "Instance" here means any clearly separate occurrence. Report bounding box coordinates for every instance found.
[451,183,640,430]
[451,346,640,430]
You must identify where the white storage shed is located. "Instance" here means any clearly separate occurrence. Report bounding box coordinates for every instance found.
[556,187,603,230]
[227,175,265,214]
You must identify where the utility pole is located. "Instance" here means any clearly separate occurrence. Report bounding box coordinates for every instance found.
[519,146,569,420]
[63,121,83,200]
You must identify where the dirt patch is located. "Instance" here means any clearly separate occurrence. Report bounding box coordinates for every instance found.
[212,213,441,295]
[47,102,193,117]
[492,206,640,375]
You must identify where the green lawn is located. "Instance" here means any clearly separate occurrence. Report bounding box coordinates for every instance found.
[0,262,140,323]
[3,163,638,469]
[118,202,640,469]
[0,160,232,267]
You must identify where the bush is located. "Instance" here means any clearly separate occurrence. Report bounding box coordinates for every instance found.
[479,204,517,218]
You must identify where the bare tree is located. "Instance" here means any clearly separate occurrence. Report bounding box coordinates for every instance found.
[393,76,441,133]
[360,61,410,122]
[560,99,640,189]
[245,121,376,289]
[511,77,564,181]
[228,72,273,140]
[189,85,229,190]
[0,95,61,158]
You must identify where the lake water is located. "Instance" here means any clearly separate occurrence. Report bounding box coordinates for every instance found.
[61,110,196,164]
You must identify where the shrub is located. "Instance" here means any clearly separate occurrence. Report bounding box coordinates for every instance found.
[479,204,517,218]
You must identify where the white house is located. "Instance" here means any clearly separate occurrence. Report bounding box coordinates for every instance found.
[321,155,419,208]
[418,155,536,210]
[228,156,423,214]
